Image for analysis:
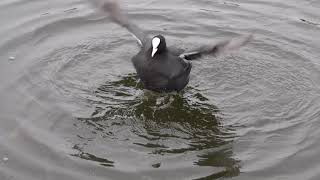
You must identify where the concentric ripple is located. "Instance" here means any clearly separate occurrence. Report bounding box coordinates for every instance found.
[0,0,320,180]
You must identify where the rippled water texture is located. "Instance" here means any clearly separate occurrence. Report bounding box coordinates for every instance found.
[1,0,320,179]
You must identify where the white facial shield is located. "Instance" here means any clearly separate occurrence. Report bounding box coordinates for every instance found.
[151,37,161,57]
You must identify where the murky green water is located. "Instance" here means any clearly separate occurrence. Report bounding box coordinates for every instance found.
[1,0,320,179]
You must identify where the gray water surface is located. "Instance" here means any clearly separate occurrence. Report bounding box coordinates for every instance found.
[1,0,320,179]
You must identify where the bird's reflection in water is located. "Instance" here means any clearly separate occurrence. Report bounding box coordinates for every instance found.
[75,73,240,179]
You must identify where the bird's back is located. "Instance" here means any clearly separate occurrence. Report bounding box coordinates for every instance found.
[132,49,191,92]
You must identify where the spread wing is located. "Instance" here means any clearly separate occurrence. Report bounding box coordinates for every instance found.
[180,34,253,60]
[89,0,148,46]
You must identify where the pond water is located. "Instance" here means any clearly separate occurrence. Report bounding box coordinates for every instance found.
[1,0,320,179]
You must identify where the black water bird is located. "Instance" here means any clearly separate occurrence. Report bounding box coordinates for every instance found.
[90,0,252,92]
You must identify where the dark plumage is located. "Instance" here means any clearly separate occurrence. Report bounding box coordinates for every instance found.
[132,35,192,92]
[89,0,252,92]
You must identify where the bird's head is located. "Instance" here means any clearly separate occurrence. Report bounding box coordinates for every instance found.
[151,35,166,58]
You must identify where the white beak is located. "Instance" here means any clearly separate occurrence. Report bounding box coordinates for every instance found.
[151,47,158,57]
[151,37,161,58]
